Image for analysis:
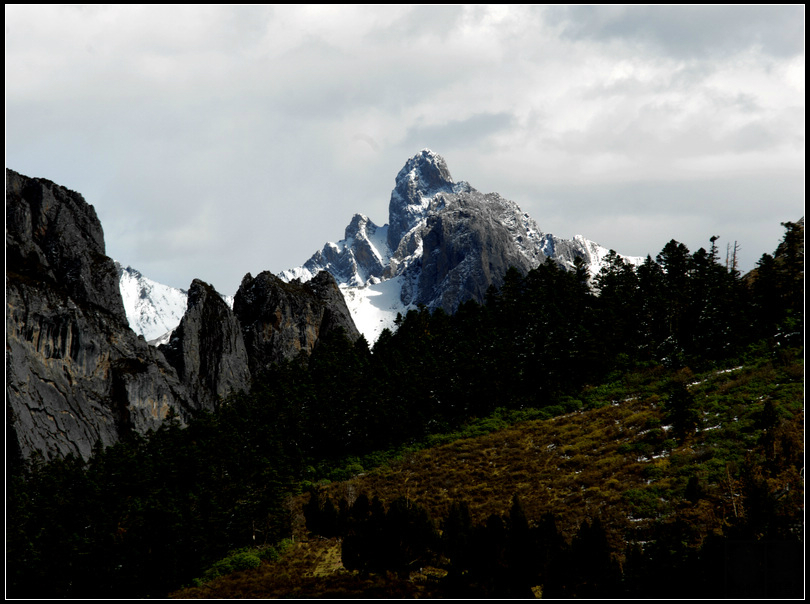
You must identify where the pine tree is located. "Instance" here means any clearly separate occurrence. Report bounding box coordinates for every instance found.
[664,371,699,442]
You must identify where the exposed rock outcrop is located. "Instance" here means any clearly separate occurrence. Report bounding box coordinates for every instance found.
[6,169,195,462]
[159,279,251,410]
[280,214,389,287]
[7,169,367,462]
[234,270,360,375]
[6,170,127,320]
[407,191,542,310]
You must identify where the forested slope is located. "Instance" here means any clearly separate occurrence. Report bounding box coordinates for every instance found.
[8,221,804,598]
[173,348,803,598]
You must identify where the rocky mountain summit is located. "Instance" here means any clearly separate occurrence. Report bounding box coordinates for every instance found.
[118,150,641,347]
[6,169,360,462]
[281,149,643,338]
[158,279,251,412]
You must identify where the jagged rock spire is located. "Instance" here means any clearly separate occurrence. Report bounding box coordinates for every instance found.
[159,279,251,411]
[387,149,458,250]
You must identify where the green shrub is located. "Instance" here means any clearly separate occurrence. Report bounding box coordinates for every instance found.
[198,548,263,584]
[623,487,665,518]
[642,464,664,482]
[229,551,262,572]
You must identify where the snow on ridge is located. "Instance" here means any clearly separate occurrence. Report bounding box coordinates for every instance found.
[117,263,235,344]
[366,223,392,265]
[279,265,317,283]
[118,264,189,342]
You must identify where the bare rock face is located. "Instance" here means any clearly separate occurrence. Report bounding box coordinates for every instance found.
[159,279,251,410]
[7,168,364,462]
[233,270,360,375]
[411,191,543,311]
[6,170,126,320]
[287,214,387,287]
[6,169,194,462]
[386,158,550,312]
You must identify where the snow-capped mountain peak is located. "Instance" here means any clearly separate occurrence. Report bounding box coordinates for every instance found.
[281,150,645,344]
[388,148,470,251]
[278,213,392,287]
[121,150,645,347]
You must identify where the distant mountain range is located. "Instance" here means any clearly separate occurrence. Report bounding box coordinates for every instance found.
[123,149,643,344]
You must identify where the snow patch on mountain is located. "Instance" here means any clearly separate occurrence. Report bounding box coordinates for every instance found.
[118,264,188,342]
[339,275,415,344]
[118,263,234,344]
[570,234,645,279]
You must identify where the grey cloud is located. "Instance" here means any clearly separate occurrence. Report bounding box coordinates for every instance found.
[579,62,720,100]
[548,92,798,161]
[519,172,804,272]
[369,5,465,42]
[6,5,803,295]
[549,5,805,58]
[265,37,472,120]
[403,112,515,154]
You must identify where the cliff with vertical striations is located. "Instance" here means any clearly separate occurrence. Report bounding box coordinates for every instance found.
[6,169,195,462]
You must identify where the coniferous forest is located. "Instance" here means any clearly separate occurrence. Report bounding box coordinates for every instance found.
[6,221,804,598]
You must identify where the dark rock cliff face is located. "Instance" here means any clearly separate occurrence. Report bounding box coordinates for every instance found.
[7,169,365,462]
[159,279,251,411]
[6,169,195,462]
[234,270,360,375]
[6,170,127,320]
[385,154,549,312]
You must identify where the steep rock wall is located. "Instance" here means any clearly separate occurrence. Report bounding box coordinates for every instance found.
[234,270,360,375]
[159,279,251,409]
[6,169,194,462]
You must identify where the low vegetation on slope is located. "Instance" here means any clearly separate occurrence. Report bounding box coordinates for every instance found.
[173,349,803,598]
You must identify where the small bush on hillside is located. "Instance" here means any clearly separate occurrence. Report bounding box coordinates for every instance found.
[194,548,267,586]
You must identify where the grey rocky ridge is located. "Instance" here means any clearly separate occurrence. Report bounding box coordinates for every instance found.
[6,168,361,462]
[281,149,643,322]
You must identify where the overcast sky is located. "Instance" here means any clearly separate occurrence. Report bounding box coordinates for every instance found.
[6,5,805,295]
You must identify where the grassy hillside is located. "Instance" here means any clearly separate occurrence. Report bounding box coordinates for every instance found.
[172,348,803,598]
